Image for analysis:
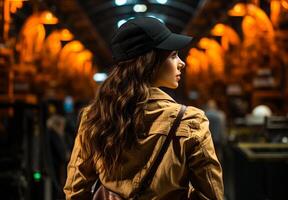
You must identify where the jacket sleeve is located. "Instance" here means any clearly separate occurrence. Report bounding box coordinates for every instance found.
[186,108,224,200]
[63,109,98,200]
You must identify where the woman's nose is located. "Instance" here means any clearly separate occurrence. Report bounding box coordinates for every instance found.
[178,59,185,70]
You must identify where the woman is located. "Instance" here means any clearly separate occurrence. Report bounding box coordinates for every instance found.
[64,17,224,200]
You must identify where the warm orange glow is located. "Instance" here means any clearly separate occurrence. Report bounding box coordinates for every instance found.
[207,51,224,75]
[18,15,46,63]
[74,50,93,74]
[198,38,223,53]
[10,6,17,14]
[245,15,256,25]
[10,1,23,13]
[242,4,274,39]
[187,55,200,74]
[221,36,229,51]
[186,48,209,75]
[228,3,247,16]
[211,24,240,50]
[248,4,274,35]
[64,40,84,52]
[198,51,208,72]
[198,38,224,75]
[77,50,93,62]
[71,42,83,52]
[282,0,288,9]
[58,40,86,73]
[242,16,257,38]
[83,62,93,76]
[59,40,84,71]
[198,38,210,49]
[60,29,74,41]
[4,0,10,40]
[40,11,58,24]
[41,30,62,67]
[211,24,226,36]
[225,28,240,45]
[271,0,281,25]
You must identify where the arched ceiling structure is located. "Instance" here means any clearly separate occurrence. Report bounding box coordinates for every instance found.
[44,0,240,69]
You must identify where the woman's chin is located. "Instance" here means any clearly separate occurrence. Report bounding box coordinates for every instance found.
[167,83,178,89]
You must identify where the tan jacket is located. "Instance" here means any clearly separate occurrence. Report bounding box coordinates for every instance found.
[64,87,224,200]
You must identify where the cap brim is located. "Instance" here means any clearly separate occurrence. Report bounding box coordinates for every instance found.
[156,33,193,50]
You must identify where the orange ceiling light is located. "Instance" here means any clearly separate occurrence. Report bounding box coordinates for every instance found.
[76,50,93,63]
[198,37,223,53]
[270,0,281,25]
[41,30,62,67]
[282,0,288,9]
[18,15,46,63]
[74,50,93,73]
[226,28,240,45]
[211,23,240,50]
[221,36,229,51]
[60,29,74,41]
[186,48,209,75]
[245,4,274,38]
[198,38,211,49]
[59,50,93,76]
[10,0,24,14]
[244,15,256,26]
[242,15,258,38]
[211,23,226,36]
[186,55,200,74]
[40,11,58,24]
[228,3,247,16]
[228,3,274,38]
[63,40,84,52]
[58,40,85,71]
[197,38,224,75]
[83,61,94,76]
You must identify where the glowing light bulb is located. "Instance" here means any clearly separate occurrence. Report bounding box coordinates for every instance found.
[157,0,167,4]
[93,73,108,82]
[115,0,127,6]
[133,4,147,13]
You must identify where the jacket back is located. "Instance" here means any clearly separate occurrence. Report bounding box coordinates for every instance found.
[64,87,224,200]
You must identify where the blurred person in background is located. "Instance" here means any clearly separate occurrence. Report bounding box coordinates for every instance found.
[205,99,227,163]
[46,105,68,199]
[63,96,78,155]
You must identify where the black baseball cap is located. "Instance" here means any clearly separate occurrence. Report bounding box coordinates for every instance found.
[110,17,193,62]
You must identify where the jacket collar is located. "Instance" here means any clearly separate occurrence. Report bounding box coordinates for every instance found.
[148,87,176,103]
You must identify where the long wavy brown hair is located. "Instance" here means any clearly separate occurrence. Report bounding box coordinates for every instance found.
[78,49,170,175]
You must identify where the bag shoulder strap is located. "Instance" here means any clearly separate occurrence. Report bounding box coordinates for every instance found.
[132,105,187,198]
